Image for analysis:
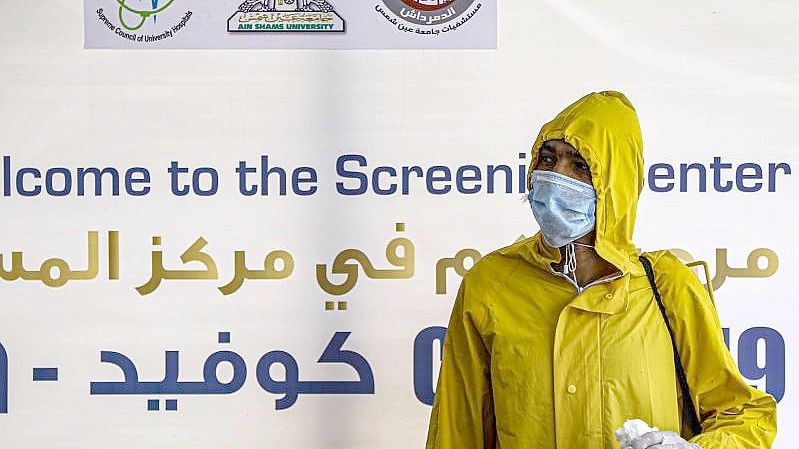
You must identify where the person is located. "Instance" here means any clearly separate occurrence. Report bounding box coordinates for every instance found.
[423,91,777,449]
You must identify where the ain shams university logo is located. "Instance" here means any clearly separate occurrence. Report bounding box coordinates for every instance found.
[376,0,482,33]
[227,0,345,32]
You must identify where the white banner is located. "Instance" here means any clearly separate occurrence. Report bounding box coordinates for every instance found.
[0,0,796,448]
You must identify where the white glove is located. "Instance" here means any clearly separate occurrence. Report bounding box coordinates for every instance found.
[615,419,702,449]
[615,419,659,449]
[629,429,702,449]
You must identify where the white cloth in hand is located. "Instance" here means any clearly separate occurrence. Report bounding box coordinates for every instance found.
[615,419,660,449]
[615,418,703,449]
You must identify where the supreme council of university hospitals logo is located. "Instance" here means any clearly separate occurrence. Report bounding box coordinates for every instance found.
[94,0,193,43]
[227,0,345,32]
[375,0,482,34]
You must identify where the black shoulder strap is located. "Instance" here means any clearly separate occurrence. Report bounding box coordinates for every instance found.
[638,254,702,436]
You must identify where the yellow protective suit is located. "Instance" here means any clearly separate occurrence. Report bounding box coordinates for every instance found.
[424,91,777,449]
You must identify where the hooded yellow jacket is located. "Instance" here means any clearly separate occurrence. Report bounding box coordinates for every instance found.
[424,91,777,449]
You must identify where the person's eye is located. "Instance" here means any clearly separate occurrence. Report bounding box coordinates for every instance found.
[540,155,555,164]
[576,160,590,171]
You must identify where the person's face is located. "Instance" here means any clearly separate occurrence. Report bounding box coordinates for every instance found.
[533,139,592,185]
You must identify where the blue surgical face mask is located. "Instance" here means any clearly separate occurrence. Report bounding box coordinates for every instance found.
[527,169,597,249]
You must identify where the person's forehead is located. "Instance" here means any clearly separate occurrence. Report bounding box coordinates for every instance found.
[540,140,584,158]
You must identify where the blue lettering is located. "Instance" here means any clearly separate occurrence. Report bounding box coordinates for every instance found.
[679,163,707,192]
[45,168,72,196]
[648,163,674,192]
[487,164,512,193]
[293,167,317,196]
[767,162,790,192]
[16,167,41,196]
[372,166,397,195]
[725,327,784,403]
[426,166,451,194]
[518,152,527,193]
[710,156,734,192]
[336,154,368,195]
[456,165,481,194]
[413,326,447,405]
[77,167,120,196]
[401,166,423,195]
[236,160,258,196]
[737,327,784,402]
[192,167,218,196]
[736,163,763,192]
[260,155,286,196]
[168,161,190,196]
[125,168,150,196]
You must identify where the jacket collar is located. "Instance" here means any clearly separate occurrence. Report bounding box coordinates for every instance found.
[516,234,633,315]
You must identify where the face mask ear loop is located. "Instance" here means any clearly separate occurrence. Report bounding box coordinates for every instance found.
[568,242,577,274]
[563,241,577,282]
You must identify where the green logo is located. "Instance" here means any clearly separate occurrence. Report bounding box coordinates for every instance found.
[116,0,176,30]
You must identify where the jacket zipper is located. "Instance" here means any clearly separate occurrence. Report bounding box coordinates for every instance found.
[548,263,622,449]
[548,265,624,293]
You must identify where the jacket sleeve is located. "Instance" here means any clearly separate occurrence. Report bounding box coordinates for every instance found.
[656,251,778,449]
[424,276,496,449]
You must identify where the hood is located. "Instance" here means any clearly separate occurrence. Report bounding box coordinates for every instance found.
[525,90,646,277]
